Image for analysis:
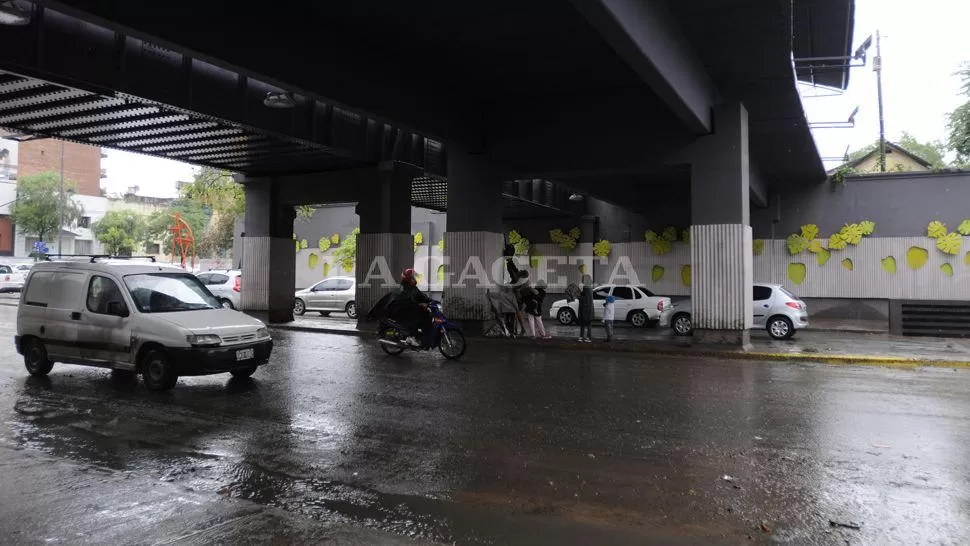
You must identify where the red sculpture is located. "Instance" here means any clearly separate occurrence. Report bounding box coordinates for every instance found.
[168,212,196,270]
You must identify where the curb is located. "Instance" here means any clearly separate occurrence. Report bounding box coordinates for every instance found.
[268,324,970,370]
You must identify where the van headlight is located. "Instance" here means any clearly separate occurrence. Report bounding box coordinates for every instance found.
[256,327,270,339]
[186,334,221,346]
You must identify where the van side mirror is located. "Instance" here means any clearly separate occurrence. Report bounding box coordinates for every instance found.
[107,301,129,317]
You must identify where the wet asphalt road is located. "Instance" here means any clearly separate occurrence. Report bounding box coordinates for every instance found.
[1,305,970,544]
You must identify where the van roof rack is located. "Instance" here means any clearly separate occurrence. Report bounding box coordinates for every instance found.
[43,254,157,263]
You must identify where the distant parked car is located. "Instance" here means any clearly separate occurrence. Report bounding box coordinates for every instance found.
[196,270,242,310]
[549,285,671,328]
[0,263,26,293]
[294,277,357,319]
[659,282,809,340]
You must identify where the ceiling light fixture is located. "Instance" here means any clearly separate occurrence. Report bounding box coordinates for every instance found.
[568,193,584,202]
[263,91,296,109]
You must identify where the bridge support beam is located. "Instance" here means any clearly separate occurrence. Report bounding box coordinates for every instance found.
[443,145,505,334]
[355,162,415,326]
[240,178,296,323]
[689,103,753,347]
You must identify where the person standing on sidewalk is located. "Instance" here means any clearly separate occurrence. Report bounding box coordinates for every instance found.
[578,274,594,342]
[603,294,616,342]
[522,279,551,339]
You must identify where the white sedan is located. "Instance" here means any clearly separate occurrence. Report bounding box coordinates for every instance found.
[549,285,672,328]
[0,263,26,293]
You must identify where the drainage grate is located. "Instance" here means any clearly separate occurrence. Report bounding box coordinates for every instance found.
[890,300,970,337]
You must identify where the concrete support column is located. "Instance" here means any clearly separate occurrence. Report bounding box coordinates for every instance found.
[443,145,504,332]
[355,162,414,325]
[241,178,296,323]
[689,102,753,346]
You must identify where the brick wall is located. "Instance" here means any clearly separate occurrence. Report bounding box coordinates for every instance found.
[18,140,102,197]
[0,215,12,255]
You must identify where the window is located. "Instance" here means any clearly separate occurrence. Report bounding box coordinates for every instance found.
[336,279,354,291]
[196,273,212,285]
[637,286,656,297]
[753,286,773,301]
[593,287,610,300]
[314,279,339,292]
[124,273,218,313]
[146,243,161,255]
[208,273,229,285]
[612,287,634,300]
[75,239,93,255]
[86,275,127,315]
[0,265,10,274]
[24,271,54,307]
[78,216,91,229]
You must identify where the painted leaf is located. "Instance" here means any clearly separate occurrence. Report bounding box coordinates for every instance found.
[840,223,864,245]
[300,239,308,249]
[323,262,330,277]
[941,263,954,277]
[859,220,876,236]
[965,251,970,266]
[644,230,658,243]
[651,239,673,255]
[507,230,521,244]
[681,229,691,244]
[514,237,530,256]
[331,233,340,245]
[800,224,819,241]
[308,253,319,270]
[828,233,848,250]
[661,227,678,242]
[651,265,664,282]
[958,220,970,236]
[906,246,929,270]
[593,240,611,257]
[578,264,587,275]
[529,249,542,268]
[808,239,823,253]
[753,239,765,256]
[437,264,445,282]
[292,233,296,240]
[680,265,691,287]
[787,263,806,285]
[937,232,962,255]
[568,227,581,240]
[815,247,831,266]
[786,234,809,255]
[437,239,445,252]
[881,256,897,275]
[842,258,854,271]
[415,272,424,283]
[318,237,331,251]
[414,232,424,246]
[928,221,947,239]
[295,239,301,252]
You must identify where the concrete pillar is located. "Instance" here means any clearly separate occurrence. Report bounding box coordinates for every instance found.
[355,162,415,325]
[689,102,753,346]
[443,145,504,332]
[240,178,296,323]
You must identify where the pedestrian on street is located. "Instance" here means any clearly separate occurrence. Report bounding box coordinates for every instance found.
[603,294,616,342]
[578,274,594,343]
[522,279,551,339]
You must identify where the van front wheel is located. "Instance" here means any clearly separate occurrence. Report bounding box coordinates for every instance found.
[24,339,53,376]
[142,349,178,391]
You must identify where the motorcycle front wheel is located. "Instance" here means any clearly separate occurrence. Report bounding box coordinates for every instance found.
[438,328,466,360]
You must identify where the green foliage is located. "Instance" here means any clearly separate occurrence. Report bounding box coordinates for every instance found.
[318,237,331,251]
[92,210,146,256]
[800,224,819,241]
[145,199,211,255]
[681,229,690,244]
[333,228,359,272]
[941,263,955,277]
[936,232,962,255]
[592,240,611,258]
[680,265,691,287]
[881,256,897,275]
[842,258,854,271]
[300,239,308,249]
[753,239,765,256]
[830,165,856,185]
[331,233,340,245]
[644,230,658,243]
[550,228,578,252]
[9,171,84,243]
[308,253,319,270]
[508,230,530,255]
[859,220,876,236]
[898,131,947,169]
[661,227,678,242]
[786,234,809,255]
[947,66,970,165]
[808,239,823,253]
[651,265,664,282]
[651,239,673,255]
[828,233,848,250]
[437,239,445,252]
[413,231,424,252]
[568,227,581,240]
[787,263,806,285]
[906,247,929,270]
[180,167,244,217]
[839,223,864,245]
[957,220,970,236]
[815,247,831,266]
[295,205,315,223]
[928,221,948,239]
[198,212,236,258]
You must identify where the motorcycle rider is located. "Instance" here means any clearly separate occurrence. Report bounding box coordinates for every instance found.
[387,268,432,347]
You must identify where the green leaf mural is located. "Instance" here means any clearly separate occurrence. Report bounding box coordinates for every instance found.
[959,220,970,236]
[308,253,319,270]
[323,262,330,277]
[331,233,340,245]
[529,248,542,268]
[808,239,823,253]
[828,233,848,250]
[859,220,876,236]
[652,265,664,282]
[295,239,300,252]
[651,239,673,255]
[936,232,962,255]
[644,230,658,243]
[786,234,809,255]
[840,223,864,245]
[787,263,806,285]
[550,228,579,252]
[413,231,424,251]
[318,237,331,251]
[593,240,611,257]
[928,221,947,239]
[578,263,587,275]
[680,265,691,287]
[906,246,929,270]
[941,263,954,277]
[965,251,970,266]
[815,247,831,266]
[661,227,678,242]
[300,239,308,249]
[569,227,581,240]
[800,224,819,241]
[753,239,765,256]
[681,229,690,244]
[881,256,897,275]
[842,258,854,271]
[437,264,445,282]
[437,239,445,252]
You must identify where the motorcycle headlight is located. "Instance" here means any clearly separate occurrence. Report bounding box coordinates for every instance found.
[186,334,221,346]
[256,327,270,339]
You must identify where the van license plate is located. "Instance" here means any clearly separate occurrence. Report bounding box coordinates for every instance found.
[236,348,254,361]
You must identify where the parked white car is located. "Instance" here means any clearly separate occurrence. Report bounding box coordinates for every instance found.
[549,285,672,327]
[0,263,26,293]
[659,282,809,340]
[196,269,242,309]
[15,259,272,390]
[294,276,357,318]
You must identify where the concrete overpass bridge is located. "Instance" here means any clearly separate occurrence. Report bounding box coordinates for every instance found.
[0,0,855,343]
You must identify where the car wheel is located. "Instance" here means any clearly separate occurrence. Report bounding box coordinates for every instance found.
[767,316,794,340]
[23,338,53,376]
[294,298,306,316]
[220,298,234,310]
[630,310,648,328]
[346,301,357,319]
[230,365,258,379]
[557,307,576,326]
[319,311,331,317]
[672,313,693,336]
[141,349,178,391]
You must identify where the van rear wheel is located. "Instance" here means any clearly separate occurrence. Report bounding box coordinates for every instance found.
[24,339,53,376]
[142,349,178,391]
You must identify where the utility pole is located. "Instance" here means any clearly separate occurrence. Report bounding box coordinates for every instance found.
[875,30,886,172]
[57,140,64,254]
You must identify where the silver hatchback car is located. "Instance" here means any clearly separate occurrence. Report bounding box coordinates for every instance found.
[660,283,809,340]
[294,276,357,319]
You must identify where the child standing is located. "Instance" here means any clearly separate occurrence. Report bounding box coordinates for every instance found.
[603,294,616,342]
[577,275,594,342]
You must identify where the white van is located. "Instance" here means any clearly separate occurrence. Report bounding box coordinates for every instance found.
[14,259,273,391]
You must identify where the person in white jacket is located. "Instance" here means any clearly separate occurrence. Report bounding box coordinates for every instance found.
[603,294,616,342]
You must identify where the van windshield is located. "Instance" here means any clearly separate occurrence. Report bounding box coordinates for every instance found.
[124,273,219,313]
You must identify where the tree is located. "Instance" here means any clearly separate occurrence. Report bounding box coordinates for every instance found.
[198,212,236,258]
[846,132,947,170]
[92,210,147,256]
[946,64,970,167]
[145,199,211,257]
[10,171,84,245]
[332,228,359,272]
[180,167,244,216]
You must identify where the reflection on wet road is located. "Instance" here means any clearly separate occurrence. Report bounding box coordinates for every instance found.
[1,305,969,544]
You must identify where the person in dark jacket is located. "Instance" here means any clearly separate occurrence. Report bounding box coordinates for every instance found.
[387,268,431,346]
[577,274,594,342]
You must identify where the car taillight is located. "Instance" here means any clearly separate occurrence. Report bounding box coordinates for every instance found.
[786,302,801,310]
[657,300,665,311]
[233,277,241,292]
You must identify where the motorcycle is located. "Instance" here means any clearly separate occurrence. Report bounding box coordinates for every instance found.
[378,301,466,359]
